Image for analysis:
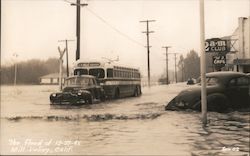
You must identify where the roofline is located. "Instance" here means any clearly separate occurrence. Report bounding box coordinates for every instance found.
[73,60,140,71]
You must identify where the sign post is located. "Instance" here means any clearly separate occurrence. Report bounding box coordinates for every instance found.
[199,0,207,125]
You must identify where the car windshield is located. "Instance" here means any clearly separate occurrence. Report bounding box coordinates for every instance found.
[206,77,219,86]
[65,77,91,87]
[196,77,219,86]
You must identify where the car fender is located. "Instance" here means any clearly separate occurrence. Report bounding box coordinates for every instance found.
[207,93,228,103]
[207,93,230,112]
[79,90,92,96]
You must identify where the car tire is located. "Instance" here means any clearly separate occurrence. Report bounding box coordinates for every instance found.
[86,95,93,104]
[100,91,106,102]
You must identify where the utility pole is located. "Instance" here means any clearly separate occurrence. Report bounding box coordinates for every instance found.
[58,47,66,91]
[71,0,88,61]
[13,53,18,86]
[182,61,184,82]
[162,46,171,85]
[169,53,178,83]
[58,39,75,77]
[199,0,207,125]
[140,20,155,87]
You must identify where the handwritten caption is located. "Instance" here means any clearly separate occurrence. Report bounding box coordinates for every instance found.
[221,146,239,152]
[9,138,81,154]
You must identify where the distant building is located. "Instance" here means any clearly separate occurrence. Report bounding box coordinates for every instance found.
[206,17,250,73]
[226,17,250,73]
[40,73,66,85]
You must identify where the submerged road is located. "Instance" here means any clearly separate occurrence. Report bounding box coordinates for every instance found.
[1,84,249,155]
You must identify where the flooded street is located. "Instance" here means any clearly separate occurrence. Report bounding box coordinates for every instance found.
[1,84,249,155]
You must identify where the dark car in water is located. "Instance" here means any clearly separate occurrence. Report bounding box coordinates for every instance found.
[50,75,105,105]
[165,72,250,112]
[187,78,195,85]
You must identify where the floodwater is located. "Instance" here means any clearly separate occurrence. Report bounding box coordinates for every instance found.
[0,84,249,156]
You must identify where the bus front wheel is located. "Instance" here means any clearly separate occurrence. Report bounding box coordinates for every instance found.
[114,88,120,99]
[134,86,140,97]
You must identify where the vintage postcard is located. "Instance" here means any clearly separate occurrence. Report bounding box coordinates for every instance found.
[1,0,249,155]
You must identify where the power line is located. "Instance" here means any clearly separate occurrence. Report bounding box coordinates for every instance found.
[63,0,144,47]
[85,7,145,47]
[63,0,72,4]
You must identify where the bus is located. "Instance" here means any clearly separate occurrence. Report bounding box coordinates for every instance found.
[72,60,142,99]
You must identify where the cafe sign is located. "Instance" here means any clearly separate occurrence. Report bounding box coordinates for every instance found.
[205,38,228,53]
[213,55,226,65]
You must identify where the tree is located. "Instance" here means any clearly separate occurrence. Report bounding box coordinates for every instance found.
[1,57,61,85]
[177,54,184,82]
[183,50,200,80]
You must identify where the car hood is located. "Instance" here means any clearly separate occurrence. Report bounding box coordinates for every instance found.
[63,86,89,92]
[166,84,224,111]
[178,84,223,97]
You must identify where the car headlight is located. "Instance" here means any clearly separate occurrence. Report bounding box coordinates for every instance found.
[52,93,57,97]
[176,101,188,107]
[77,92,82,96]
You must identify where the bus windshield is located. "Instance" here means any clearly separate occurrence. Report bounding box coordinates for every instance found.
[74,69,88,75]
[89,68,105,78]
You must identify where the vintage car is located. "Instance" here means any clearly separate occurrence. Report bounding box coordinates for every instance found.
[165,72,250,112]
[50,75,105,105]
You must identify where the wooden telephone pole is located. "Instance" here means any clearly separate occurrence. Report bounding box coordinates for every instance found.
[140,20,155,87]
[162,46,171,84]
[58,39,74,77]
[58,47,66,91]
[71,0,88,61]
[169,53,179,83]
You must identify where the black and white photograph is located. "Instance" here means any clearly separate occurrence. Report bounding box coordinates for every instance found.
[1,0,250,155]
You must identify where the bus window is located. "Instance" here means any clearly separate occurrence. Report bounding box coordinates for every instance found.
[74,69,88,75]
[89,68,105,78]
[107,68,113,78]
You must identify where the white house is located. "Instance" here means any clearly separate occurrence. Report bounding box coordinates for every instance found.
[40,73,66,85]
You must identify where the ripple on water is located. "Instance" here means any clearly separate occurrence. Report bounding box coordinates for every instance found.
[5,112,163,122]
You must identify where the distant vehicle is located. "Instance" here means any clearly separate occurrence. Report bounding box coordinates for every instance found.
[72,60,142,98]
[165,72,250,112]
[50,75,105,105]
[187,78,195,85]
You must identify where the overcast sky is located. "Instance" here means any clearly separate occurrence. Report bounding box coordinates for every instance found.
[2,0,250,76]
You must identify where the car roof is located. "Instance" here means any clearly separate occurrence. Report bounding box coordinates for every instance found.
[206,72,247,83]
[66,75,96,80]
[206,71,246,77]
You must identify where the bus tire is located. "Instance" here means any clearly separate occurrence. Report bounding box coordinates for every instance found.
[114,88,120,99]
[134,86,139,97]
[134,86,138,97]
[138,86,142,95]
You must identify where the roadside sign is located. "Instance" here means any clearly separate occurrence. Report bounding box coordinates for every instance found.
[205,38,228,53]
[213,55,226,65]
